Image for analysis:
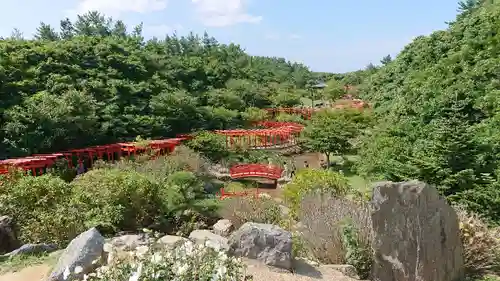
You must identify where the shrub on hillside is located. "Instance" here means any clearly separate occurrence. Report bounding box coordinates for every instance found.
[455,206,500,277]
[299,192,373,277]
[283,169,350,219]
[70,169,165,233]
[218,195,282,229]
[0,173,84,245]
[186,132,230,163]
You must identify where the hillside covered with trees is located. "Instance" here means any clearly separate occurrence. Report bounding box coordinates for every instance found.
[0,12,313,159]
[357,0,500,222]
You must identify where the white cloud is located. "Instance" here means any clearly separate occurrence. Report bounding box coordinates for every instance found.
[289,34,301,40]
[70,0,168,17]
[191,0,262,27]
[144,23,183,36]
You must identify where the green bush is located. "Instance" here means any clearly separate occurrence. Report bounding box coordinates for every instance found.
[186,131,230,163]
[340,219,373,279]
[219,195,282,229]
[0,173,84,245]
[70,169,164,233]
[283,169,350,219]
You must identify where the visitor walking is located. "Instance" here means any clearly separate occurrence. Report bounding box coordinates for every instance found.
[290,161,297,178]
[282,161,289,178]
[304,160,309,168]
[76,162,85,175]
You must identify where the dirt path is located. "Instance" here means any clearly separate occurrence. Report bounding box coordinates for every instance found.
[0,263,51,281]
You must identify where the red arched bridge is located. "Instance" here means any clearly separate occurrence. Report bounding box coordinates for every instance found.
[229,164,284,180]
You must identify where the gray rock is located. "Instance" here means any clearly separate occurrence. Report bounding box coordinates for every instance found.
[47,227,105,281]
[370,180,464,281]
[228,222,293,270]
[279,205,290,217]
[110,234,150,251]
[212,219,234,237]
[0,215,19,254]
[189,230,229,252]
[155,235,191,250]
[4,243,57,257]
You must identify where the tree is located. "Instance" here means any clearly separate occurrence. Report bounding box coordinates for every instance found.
[35,23,59,41]
[380,54,392,65]
[186,131,229,162]
[302,109,371,167]
[9,28,23,40]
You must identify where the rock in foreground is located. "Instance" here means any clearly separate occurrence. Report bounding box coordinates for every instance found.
[228,222,292,270]
[371,180,464,281]
[47,227,104,281]
[0,215,19,254]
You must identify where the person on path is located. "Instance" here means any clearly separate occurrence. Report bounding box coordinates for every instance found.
[304,160,309,169]
[282,161,289,179]
[290,161,297,178]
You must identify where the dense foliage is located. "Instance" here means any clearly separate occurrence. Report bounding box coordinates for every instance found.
[357,0,500,223]
[0,11,313,159]
[0,149,219,246]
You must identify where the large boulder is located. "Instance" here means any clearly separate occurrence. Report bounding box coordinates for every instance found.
[189,230,229,252]
[212,219,234,237]
[155,235,192,250]
[109,234,151,251]
[47,227,105,281]
[370,180,464,281]
[0,215,19,254]
[228,222,293,270]
[4,243,57,257]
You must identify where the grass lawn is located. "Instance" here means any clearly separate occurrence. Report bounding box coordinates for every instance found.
[329,154,372,195]
[0,250,60,274]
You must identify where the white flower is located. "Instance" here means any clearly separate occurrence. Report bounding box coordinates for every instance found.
[74,266,83,274]
[218,251,228,261]
[174,262,189,275]
[128,263,143,281]
[183,242,194,256]
[63,266,71,280]
[210,265,228,281]
[151,253,162,264]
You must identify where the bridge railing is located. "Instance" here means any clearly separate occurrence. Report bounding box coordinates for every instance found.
[229,164,283,180]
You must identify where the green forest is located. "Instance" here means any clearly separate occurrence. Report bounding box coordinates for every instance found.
[0,11,314,159]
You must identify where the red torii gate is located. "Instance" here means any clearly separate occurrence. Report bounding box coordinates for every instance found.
[215,127,297,149]
[254,121,304,133]
[264,108,316,120]
[0,138,186,177]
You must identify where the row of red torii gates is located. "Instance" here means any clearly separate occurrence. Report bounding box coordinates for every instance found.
[0,100,367,178]
[0,119,306,177]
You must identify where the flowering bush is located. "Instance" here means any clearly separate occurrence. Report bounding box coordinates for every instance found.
[78,242,250,281]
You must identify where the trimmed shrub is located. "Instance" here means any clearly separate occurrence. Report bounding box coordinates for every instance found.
[283,169,350,219]
[0,173,84,245]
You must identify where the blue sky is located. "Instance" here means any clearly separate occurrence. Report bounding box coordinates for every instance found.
[0,0,460,73]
